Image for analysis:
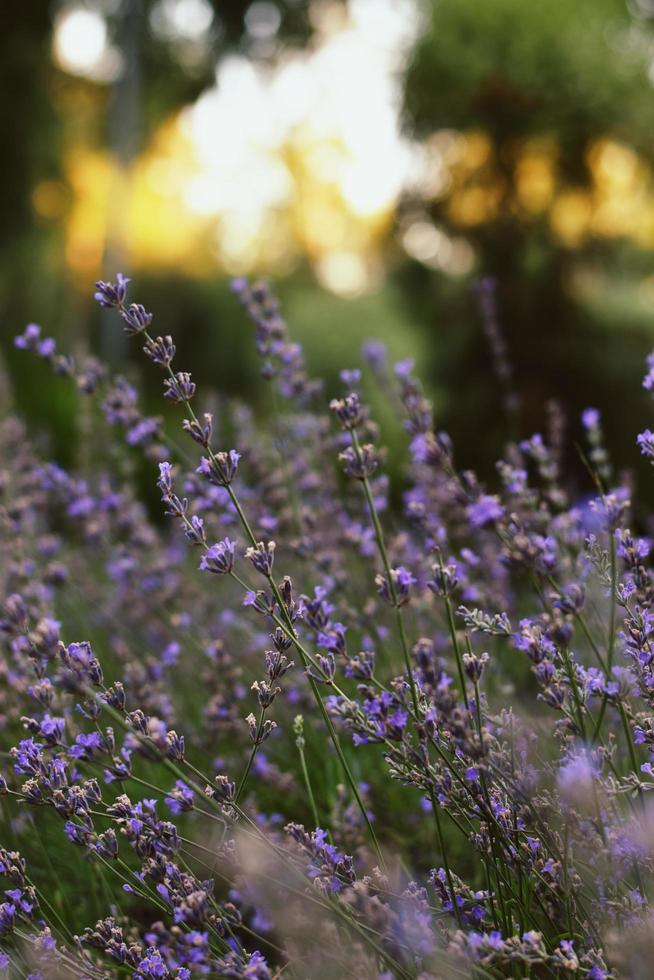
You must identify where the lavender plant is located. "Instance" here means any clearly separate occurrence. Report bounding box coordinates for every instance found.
[3,271,654,978]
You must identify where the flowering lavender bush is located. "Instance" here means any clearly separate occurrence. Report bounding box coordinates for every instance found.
[3,274,654,978]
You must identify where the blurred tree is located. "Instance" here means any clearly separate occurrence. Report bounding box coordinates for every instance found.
[64,0,316,359]
[401,0,654,482]
[0,7,71,450]
[0,8,56,267]
[1,0,318,283]
[405,0,654,163]
[66,0,316,145]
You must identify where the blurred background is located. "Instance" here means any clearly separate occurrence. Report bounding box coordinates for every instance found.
[4,0,654,492]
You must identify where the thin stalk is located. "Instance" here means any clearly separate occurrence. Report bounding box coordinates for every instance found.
[471,681,512,933]
[428,786,463,929]
[591,694,608,744]
[561,647,588,740]
[235,707,266,804]
[562,820,575,942]
[350,429,420,719]
[295,716,321,829]
[442,565,470,709]
[619,702,644,811]
[608,534,617,671]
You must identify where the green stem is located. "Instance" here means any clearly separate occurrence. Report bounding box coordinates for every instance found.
[350,429,421,720]
[428,787,463,928]
[592,694,608,743]
[442,568,469,709]
[295,716,321,829]
[234,707,266,804]
[608,533,617,672]
[561,647,587,740]
[619,702,643,810]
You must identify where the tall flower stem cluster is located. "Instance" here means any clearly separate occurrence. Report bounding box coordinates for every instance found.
[93,279,386,868]
[7,271,654,977]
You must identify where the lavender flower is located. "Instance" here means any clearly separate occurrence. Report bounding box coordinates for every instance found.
[245,541,276,577]
[199,537,236,574]
[196,450,241,487]
[637,428,654,460]
[121,303,153,335]
[94,273,130,307]
[14,323,56,358]
[375,566,416,606]
[163,371,196,403]
[466,494,505,528]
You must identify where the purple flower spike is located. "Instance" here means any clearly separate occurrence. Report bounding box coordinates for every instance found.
[200,538,236,575]
[94,273,130,308]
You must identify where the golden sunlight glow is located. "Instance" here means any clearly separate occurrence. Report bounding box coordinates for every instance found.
[50,3,654,293]
[315,251,373,295]
[514,140,556,214]
[32,180,69,221]
[549,191,593,246]
[436,131,654,252]
[52,0,418,295]
[65,149,114,273]
[401,220,474,276]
